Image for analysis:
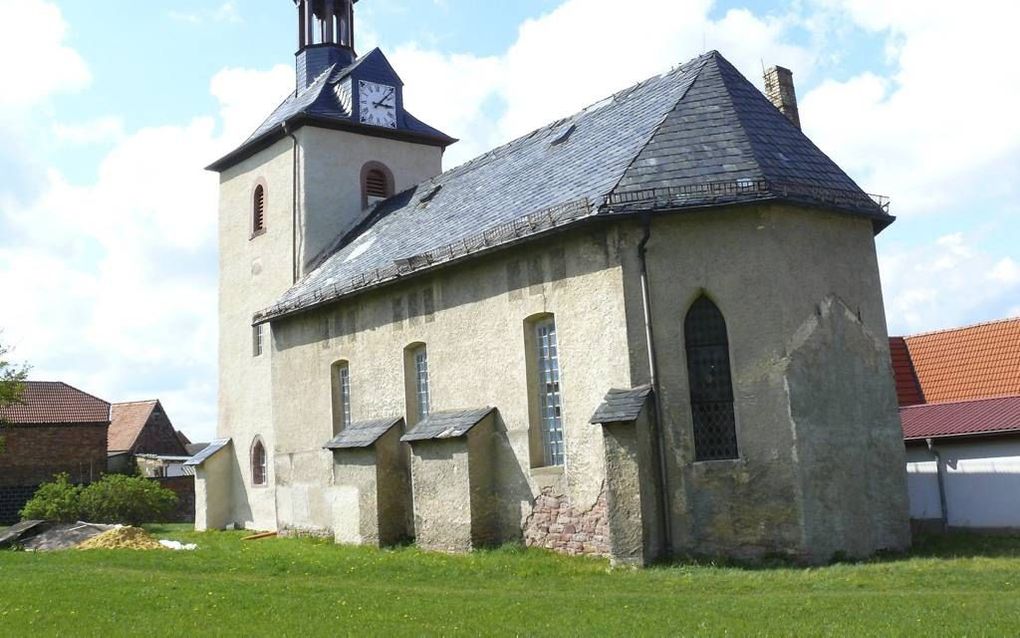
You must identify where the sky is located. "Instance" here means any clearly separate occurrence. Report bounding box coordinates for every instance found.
[0,0,1017,442]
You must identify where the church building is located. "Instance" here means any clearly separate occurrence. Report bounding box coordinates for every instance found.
[193,0,911,564]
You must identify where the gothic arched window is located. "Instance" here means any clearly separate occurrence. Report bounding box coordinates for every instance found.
[684,296,738,461]
[251,438,268,486]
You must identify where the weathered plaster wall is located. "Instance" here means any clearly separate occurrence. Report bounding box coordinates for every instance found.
[297,128,443,275]
[269,228,632,540]
[195,444,233,531]
[619,205,909,561]
[331,447,379,545]
[787,297,911,560]
[216,127,443,532]
[409,438,472,552]
[217,138,294,531]
[331,427,412,546]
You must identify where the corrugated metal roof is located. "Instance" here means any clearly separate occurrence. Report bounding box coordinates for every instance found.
[590,386,653,424]
[905,317,1020,404]
[401,408,494,442]
[257,50,890,323]
[325,416,402,449]
[901,395,1020,440]
[0,381,110,425]
[184,438,232,467]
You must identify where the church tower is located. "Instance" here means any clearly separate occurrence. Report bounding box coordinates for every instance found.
[202,0,454,531]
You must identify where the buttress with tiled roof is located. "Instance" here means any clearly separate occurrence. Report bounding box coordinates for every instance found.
[202,0,909,565]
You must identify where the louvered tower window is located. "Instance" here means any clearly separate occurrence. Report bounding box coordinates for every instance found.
[363,166,392,208]
[684,296,738,461]
[252,184,266,233]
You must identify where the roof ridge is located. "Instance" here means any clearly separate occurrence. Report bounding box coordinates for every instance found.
[52,381,111,408]
[301,55,712,275]
[901,394,1020,410]
[113,399,160,406]
[604,53,715,201]
[905,316,1020,340]
[439,55,707,182]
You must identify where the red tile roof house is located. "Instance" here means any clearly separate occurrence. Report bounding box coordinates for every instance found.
[0,382,111,524]
[891,317,1020,532]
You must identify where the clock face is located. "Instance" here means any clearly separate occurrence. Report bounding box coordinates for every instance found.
[358,80,397,129]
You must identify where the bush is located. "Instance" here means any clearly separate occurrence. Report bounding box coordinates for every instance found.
[80,475,178,526]
[20,474,83,522]
[20,473,178,526]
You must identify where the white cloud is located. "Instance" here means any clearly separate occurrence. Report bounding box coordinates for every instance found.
[0,63,294,442]
[880,233,1020,335]
[52,116,125,145]
[800,0,1020,215]
[379,0,814,167]
[0,0,91,108]
[168,2,243,26]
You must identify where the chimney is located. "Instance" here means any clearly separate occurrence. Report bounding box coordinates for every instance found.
[764,66,801,130]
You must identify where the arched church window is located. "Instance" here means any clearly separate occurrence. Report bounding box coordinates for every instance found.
[252,183,266,235]
[251,438,268,486]
[362,163,393,209]
[684,296,738,461]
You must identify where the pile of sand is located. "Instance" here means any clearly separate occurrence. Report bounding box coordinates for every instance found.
[77,526,165,551]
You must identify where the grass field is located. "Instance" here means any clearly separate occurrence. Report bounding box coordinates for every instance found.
[2,527,1020,636]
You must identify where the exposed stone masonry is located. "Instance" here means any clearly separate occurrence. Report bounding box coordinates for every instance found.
[523,483,610,558]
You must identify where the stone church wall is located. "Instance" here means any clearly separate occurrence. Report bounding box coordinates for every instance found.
[621,204,910,562]
[269,227,633,540]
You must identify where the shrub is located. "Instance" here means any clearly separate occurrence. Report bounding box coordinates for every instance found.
[20,474,84,522]
[80,474,178,526]
[19,473,178,526]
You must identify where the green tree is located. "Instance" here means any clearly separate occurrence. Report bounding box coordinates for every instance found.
[0,337,30,454]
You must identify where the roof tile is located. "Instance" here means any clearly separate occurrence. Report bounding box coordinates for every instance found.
[905,317,1020,403]
[0,382,110,425]
[108,400,158,453]
[257,51,890,322]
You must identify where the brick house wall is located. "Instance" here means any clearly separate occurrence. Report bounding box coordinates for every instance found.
[0,422,109,524]
[0,423,108,487]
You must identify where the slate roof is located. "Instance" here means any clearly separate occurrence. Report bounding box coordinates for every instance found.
[590,386,654,424]
[901,396,1020,441]
[257,51,891,323]
[184,438,231,467]
[902,317,1020,404]
[889,338,925,407]
[0,382,110,425]
[108,400,158,453]
[401,408,495,442]
[208,48,455,171]
[325,416,403,449]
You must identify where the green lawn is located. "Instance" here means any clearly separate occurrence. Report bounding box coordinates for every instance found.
[2,528,1019,636]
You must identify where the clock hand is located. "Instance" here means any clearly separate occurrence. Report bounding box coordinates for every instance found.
[372,89,395,108]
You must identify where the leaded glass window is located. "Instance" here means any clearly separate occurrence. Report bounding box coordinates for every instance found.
[684,296,738,461]
[414,346,430,420]
[337,363,352,430]
[536,319,565,467]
